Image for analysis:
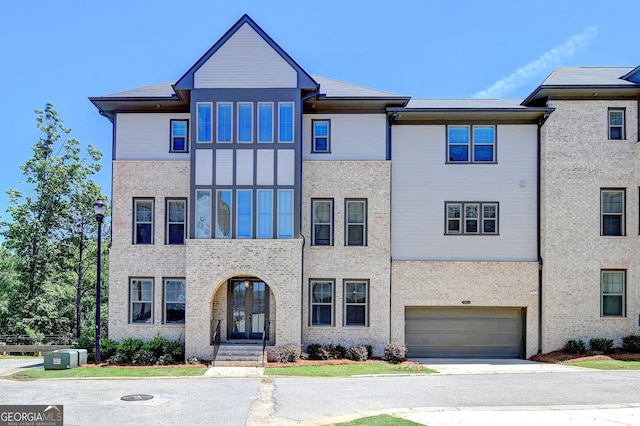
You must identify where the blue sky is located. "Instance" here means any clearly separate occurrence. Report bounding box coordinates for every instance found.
[0,0,638,220]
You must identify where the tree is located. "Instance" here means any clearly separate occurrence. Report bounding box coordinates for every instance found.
[0,103,106,336]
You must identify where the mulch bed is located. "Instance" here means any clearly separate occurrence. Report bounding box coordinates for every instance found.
[530,349,640,364]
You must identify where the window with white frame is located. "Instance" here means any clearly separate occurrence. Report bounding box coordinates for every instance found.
[312,120,330,152]
[278,102,294,143]
[196,103,212,143]
[445,202,498,235]
[601,189,625,236]
[258,102,273,143]
[238,102,253,143]
[236,190,252,238]
[164,279,185,324]
[345,199,366,246]
[217,102,232,143]
[277,190,293,238]
[130,278,153,323]
[216,190,232,238]
[312,199,333,246]
[170,119,188,152]
[310,280,334,326]
[447,125,496,163]
[133,198,154,244]
[601,270,625,317]
[195,190,211,238]
[166,198,186,245]
[608,108,625,140]
[344,281,368,326]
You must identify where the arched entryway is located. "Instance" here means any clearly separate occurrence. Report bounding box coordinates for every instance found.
[228,277,270,341]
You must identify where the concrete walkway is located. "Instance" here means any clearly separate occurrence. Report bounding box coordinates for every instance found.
[414,357,589,375]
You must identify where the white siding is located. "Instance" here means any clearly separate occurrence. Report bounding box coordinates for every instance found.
[195,149,213,185]
[256,149,274,185]
[302,114,387,161]
[194,23,297,89]
[236,149,254,185]
[115,113,190,160]
[391,124,538,261]
[215,149,233,185]
[277,150,295,185]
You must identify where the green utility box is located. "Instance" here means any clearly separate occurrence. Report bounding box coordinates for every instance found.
[58,349,87,366]
[44,350,78,370]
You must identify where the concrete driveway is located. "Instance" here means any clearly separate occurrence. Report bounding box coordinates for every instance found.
[413,358,588,375]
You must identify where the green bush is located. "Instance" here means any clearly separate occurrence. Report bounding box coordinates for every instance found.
[132,348,156,365]
[346,345,368,361]
[107,353,127,365]
[156,354,175,365]
[589,338,614,353]
[563,339,586,354]
[382,344,407,364]
[144,334,167,359]
[117,338,145,362]
[622,335,640,353]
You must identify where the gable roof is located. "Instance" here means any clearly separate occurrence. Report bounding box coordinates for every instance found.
[621,65,640,83]
[174,14,316,90]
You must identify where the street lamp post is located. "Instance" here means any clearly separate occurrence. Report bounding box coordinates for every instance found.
[93,198,107,364]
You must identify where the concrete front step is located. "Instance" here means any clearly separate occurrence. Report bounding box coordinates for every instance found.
[213,344,269,366]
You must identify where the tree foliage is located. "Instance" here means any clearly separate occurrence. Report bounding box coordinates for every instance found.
[0,102,107,336]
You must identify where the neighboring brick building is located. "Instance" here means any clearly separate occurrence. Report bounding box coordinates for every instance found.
[91,15,640,360]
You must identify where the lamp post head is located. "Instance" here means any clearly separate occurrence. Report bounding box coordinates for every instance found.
[93,198,107,222]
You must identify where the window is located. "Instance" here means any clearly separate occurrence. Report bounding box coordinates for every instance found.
[345,199,366,246]
[134,199,153,244]
[277,190,293,238]
[170,120,188,152]
[609,109,625,140]
[310,280,334,326]
[130,278,153,324]
[195,190,211,238]
[236,190,252,238]
[601,270,625,317]
[164,279,185,324]
[217,102,232,143]
[279,102,294,143]
[312,120,330,152]
[216,190,232,238]
[447,125,496,163]
[445,202,499,235]
[238,102,253,143]
[257,190,273,238]
[166,199,186,245]
[258,102,273,143]
[312,199,333,246]
[601,189,625,236]
[344,281,368,326]
[197,103,212,143]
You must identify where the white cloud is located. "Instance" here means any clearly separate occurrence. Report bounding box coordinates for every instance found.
[472,27,598,99]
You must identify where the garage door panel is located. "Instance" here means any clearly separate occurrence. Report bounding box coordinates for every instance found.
[406,318,520,333]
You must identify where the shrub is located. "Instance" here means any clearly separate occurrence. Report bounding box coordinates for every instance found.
[366,345,373,359]
[589,338,614,353]
[563,339,585,354]
[306,343,347,360]
[382,344,407,364]
[622,335,640,353]
[331,344,347,359]
[186,357,200,365]
[100,338,118,360]
[165,338,185,362]
[117,338,145,362]
[346,345,368,361]
[268,344,300,363]
[144,334,167,359]
[107,353,127,365]
[156,354,175,365]
[132,348,156,365]
[305,343,327,360]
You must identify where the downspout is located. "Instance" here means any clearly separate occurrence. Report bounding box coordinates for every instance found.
[536,112,551,354]
[387,111,396,344]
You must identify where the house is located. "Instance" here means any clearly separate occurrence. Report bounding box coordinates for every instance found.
[90,14,640,360]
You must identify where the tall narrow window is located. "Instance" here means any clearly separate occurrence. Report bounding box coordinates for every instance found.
[216,190,232,238]
[608,109,625,140]
[166,198,186,245]
[482,203,498,234]
[170,120,188,152]
[464,203,480,234]
[346,199,366,246]
[197,103,212,143]
[312,120,330,152]
[134,199,153,244]
[312,199,333,246]
[237,190,252,238]
[310,280,334,326]
[217,102,232,143]
[446,203,461,234]
[238,102,253,143]
[473,126,495,162]
[258,103,273,143]
[196,190,211,238]
[601,270,625,317]
[257,190,273,238]
[130,278,153,324]
[164,279,185,324]
[344,281,368,326]
[601,189,625,236]
[277,190,293,238]
[279,102,294,143]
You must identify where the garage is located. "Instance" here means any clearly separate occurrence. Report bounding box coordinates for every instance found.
[405,307,525,358]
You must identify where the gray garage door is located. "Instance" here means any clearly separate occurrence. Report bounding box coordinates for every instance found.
[405,307,524,358]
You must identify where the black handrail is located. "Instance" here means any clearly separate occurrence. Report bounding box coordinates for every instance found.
[262,319,272,366]
[211,320,221,366]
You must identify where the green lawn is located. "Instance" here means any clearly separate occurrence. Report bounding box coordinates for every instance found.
[9,365,207,380]
[566,359,640,370]
[336,414,422,425]
[264,363,434,377]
